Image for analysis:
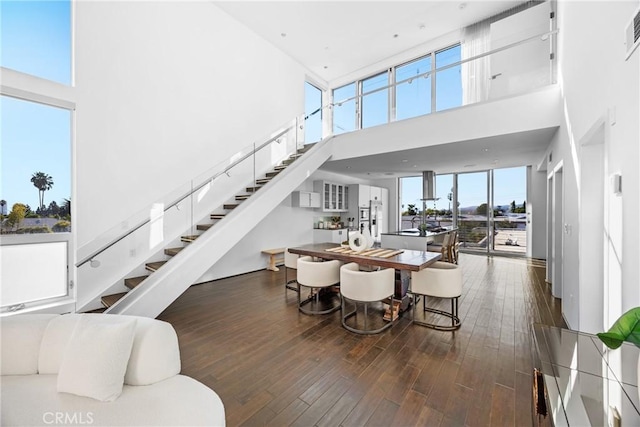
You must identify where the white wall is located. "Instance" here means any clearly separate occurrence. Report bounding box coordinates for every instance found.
[545,1,640,330]
[200,169,374,281]
[74,1,307,251]
[528,165,548,260]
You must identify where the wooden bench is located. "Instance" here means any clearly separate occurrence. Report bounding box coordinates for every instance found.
[261,248,285,271]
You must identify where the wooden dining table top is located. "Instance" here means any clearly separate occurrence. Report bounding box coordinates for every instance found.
[288,242,441,271]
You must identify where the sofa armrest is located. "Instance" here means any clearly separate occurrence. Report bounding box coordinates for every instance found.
[0,314,57,375]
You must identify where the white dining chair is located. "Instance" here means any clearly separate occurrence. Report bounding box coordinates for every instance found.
[284,249,299,292]
[297,256,341,315]
[340,263,396,334]
[410,261,462,330]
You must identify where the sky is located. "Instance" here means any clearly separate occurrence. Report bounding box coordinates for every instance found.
[401,167,527,214]
[0,1,72,211]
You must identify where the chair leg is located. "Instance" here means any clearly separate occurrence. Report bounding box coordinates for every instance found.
[341,296,394,335]
[411,294,461,331]
[285,267,299,292]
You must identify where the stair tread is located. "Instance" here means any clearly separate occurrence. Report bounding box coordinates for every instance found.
[165,247,184,256]
[124,275,148,290]
[102,292,128,308]
[223,204,239,209]
[273,165,287,171]
[236,194,250,200]
[181,235,199,242]
[246,186,262,192]
[84,307,106,313]
[146,261,167,271]
[197,223,213,231]
[211,214,226,219]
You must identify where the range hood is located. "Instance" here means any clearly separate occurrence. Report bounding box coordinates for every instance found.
[421,171,437,201]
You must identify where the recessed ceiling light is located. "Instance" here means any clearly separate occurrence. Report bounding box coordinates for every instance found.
[419,24,426,30]
[346,166,351,169]
[393,34,399,38]
[280,33,287,37]
[483,148,489,152]
[384,172,394,176]
[464,164,476,168]
[458,3,467,10]
[323,65,328,69]
[412,165,417,168]
[401,159,408,163]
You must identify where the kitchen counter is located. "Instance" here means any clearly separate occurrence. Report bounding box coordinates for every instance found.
[382,227,455,238]
[381,228,455,251]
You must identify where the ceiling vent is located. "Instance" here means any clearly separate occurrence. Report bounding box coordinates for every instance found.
[625,4,640,60]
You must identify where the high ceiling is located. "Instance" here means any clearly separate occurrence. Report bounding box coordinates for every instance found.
[214,1,554,176]
[214,1,527,83]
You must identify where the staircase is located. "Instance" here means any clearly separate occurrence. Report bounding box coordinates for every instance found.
[95,140,331,317]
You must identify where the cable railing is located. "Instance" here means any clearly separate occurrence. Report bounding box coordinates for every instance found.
[76,114,315,270]
[331,28,558,133]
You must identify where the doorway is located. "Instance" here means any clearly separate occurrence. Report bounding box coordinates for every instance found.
[548,166,563,299]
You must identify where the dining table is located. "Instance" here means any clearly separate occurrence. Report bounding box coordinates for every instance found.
[287,242,441,311]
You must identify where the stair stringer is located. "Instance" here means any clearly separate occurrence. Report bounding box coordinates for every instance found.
[105,138,334,318]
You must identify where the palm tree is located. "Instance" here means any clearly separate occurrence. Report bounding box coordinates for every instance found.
[30,172,54,212]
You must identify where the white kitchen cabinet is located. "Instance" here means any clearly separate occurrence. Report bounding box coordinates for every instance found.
[314,181,348,212]
[292,191,320,208]
[313,229,348,244]
[370,186,382,203]
[357,184,371,207]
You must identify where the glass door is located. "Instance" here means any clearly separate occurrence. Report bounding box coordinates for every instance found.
[491,167,527,254]
[456,171,491,253]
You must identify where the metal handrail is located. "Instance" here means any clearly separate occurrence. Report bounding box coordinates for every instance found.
[76,122,296,268]
[332,29,559,106]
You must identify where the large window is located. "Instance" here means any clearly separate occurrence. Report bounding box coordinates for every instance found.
[395,56,432,121]
[332,43,462,132]
[360,71,389,129]
[0,96,72,234]
[435,45,462,112]
[0,0,72,85]
[332,83,357,135]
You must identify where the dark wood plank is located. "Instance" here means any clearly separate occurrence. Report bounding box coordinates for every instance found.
[157,252,563,427]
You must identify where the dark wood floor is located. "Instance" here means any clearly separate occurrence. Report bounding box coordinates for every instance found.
[158,253,565,427]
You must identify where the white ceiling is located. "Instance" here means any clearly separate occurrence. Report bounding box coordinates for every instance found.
[320,127,557,178]
[214,1,527,83]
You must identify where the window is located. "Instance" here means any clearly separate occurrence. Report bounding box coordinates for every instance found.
[0,96,72,234]
[361,71,389,129]
[435,45,462,112]
[395,56,432,120]
[333,83,357,135]
[304,82,323,144]
[0,0,72,85]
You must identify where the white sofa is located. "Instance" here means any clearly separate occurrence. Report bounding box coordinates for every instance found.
[1,313,225,426]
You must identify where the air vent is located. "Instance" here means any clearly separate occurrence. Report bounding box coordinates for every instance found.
[625,5,640,60]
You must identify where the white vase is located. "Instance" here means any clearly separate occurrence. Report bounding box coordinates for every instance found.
[362,227,374,249]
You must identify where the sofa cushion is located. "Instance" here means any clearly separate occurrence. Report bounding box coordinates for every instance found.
[38,314,181,385]
[0,314,57,375]
[57,315,136,401]
[38,314,81,374]
[1,374,225,426]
